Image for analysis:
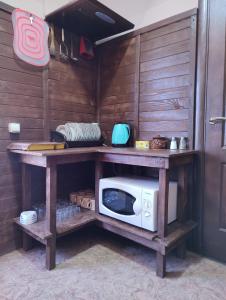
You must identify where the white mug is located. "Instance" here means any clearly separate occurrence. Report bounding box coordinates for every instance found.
[170,137,177,150]
[179,137,187,150]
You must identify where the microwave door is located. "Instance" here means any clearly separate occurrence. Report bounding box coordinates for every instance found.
[99,182,142,227]
[102,189,136,215]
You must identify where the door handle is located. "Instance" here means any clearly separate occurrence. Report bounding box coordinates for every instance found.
[133,201,142,216]
[209,117,226,125]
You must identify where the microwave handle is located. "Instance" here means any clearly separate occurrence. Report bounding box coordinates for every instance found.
[133,200,142,216]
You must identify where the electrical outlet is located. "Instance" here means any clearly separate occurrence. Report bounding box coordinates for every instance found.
[8,123,20,134]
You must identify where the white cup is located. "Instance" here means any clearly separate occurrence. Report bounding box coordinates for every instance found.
[170,137,177,150]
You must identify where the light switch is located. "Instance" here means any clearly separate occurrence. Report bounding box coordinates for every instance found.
[8,123,20,134]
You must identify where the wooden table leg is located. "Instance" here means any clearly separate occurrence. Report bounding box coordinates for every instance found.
[46,238,56,270]
[22,164,33,251]
[46,164,57,270]
[176,165,188,259]
[176,242,186,259]
[156,168,169,278]
[156,252,166,278]
[95,159,103,214]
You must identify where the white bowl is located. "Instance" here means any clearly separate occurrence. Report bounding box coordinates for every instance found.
[20,211,37,225]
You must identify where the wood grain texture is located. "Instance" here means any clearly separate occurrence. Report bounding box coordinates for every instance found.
[45,165,57,269]
[158,168,169,237]
[21,164,33,251]
[0,14,97,256]
[98,37,137,143]
[202,0,226,262]
[156,252,166,278]
[12,147,196,275]
[1,7,197,257]
[139,16,197,145]
[98,13,197,147]
[48,28,97,131]
[10,146,197,159]
[0,9,45,254]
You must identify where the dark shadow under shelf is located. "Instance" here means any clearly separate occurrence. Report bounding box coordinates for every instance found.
[14,209,96,244]
[14,209,197,255]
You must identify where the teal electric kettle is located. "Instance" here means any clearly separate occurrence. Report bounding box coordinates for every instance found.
[112,123,131,147]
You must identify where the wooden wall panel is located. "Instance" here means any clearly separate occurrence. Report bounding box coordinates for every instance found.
[98,12,197,148]
[0,9,44,255]
[0,10,97,255]
[47,34,97,228]
[0,6,197,256]
[98,37,137,143]
[139,15,197,146]
[48,29,97,131]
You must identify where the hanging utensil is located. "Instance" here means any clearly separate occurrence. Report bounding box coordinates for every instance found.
[80,36,94,60]
[49,24,56,57]
[60,27,69,61]
[70,33,78,62]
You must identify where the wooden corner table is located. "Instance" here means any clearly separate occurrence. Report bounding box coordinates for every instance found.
[10,146,197,278]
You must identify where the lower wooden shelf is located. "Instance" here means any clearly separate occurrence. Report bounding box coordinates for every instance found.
[57,209,96,237]
[160,220,197,251]
[96,214,197,254]
[14,209,197,254]
[14,218,52,244]
[14,209,96,244]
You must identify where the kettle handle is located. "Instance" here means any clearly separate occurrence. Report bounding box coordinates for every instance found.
[126,124,130,140]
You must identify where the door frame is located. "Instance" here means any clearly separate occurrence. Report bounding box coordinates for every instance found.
[195,0,210,254]
[196,0,209,151]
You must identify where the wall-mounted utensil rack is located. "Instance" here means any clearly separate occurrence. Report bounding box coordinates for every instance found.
[45,0,134,42]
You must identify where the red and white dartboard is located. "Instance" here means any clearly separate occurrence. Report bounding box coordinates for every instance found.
[12,8,50,67]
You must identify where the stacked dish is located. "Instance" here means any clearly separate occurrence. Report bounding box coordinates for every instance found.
[20,211,37,225]
[56,123,101,142]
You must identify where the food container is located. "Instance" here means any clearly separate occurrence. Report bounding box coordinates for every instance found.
[135,140,150,150]
[70,189,95,211]
[150,135,168,149]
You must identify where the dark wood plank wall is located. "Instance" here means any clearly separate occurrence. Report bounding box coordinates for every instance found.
[0,7,197,256]
[98,11,197,148]
[0,9,44,254]
[97,37,137,142]
[47,29,97,132]
[139,15,197,145]
[49,60,97,130]
[0,9,97,255]
[47,30,98,203]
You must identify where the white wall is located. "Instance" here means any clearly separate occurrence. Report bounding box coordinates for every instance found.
[1,0,198,28]
[2,0,44,18]
[44,0,198,29]
[44,0,74,16]
[137,0,198,29]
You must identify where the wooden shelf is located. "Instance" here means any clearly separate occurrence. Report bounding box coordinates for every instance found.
[157,220,197,254]
[12,143,197,276]
[14,209,197,253]
[14,209,96,244]
[56,209,96,237]
[45,0,134,42]
[14,218,52,244]
[96,214,158,241]
[96,214,197,254]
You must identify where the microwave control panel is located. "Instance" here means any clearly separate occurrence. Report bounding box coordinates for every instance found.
[141,189,158,231]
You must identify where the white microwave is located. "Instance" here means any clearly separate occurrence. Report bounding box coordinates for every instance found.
[99,177,178,232]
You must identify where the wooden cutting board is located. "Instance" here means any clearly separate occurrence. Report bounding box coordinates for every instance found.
[7,142,65,151]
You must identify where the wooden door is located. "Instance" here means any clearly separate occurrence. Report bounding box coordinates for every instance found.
[203,0,226,261]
